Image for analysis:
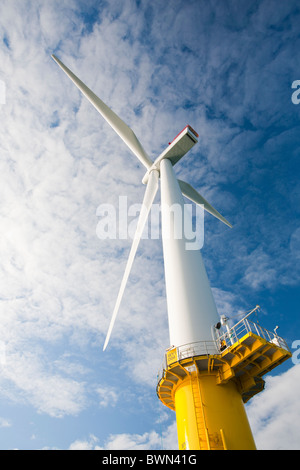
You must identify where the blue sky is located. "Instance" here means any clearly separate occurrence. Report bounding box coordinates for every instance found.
[0,0,299,450]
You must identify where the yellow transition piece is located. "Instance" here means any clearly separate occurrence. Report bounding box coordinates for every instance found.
[158,330,291,450]
[175,371,256,450]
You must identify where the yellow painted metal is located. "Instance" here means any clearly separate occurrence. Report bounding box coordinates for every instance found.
[157,332,291,409]
[166,347,178,366]
[175,371,256,450]
[157,331,291,450]
[217,332,292,386]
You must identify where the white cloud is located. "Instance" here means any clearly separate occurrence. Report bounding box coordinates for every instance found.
[68,421,178,450]
[212,288,241,317]
[0,350,86,418]
[69,433,100,450]
[247,364,300,450]
[102,431,161,451]
[0,417,12,428]
[97,386,118,408]
[243,247,277,290]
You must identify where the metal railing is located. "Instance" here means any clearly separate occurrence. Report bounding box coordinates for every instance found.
[157,315,290,384]
[218,318,290,352]
[177,340,219,359]
[157,341,217,380]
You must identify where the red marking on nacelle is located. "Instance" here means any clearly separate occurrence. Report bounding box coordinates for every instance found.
[168,125,199,145]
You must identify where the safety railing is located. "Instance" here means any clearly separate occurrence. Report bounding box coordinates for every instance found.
[177,340,219,359]
[218,318,290,352]
[157,340,217,378]
[157,316,290,384]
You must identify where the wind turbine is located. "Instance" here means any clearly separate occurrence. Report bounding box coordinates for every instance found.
[51,54,231,349]
[52,55,261,450]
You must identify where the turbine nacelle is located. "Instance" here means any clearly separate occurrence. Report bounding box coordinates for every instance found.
[142,125,199,185]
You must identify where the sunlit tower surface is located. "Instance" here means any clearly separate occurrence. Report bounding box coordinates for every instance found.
[52,55,292,450]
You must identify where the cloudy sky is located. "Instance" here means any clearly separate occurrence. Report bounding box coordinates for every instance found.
[0,0,299,450]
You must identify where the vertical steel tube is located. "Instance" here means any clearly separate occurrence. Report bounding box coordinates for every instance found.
[160,159,219,348]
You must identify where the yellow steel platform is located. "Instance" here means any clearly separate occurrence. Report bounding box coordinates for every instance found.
[157,330,292,410]
[157,315,291,449]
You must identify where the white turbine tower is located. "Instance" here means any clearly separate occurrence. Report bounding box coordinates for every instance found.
[53,55,272,450]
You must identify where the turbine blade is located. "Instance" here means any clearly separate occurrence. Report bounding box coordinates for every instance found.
[178,179,232,228]
[51,54,153,170]
[103,170,159,351]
